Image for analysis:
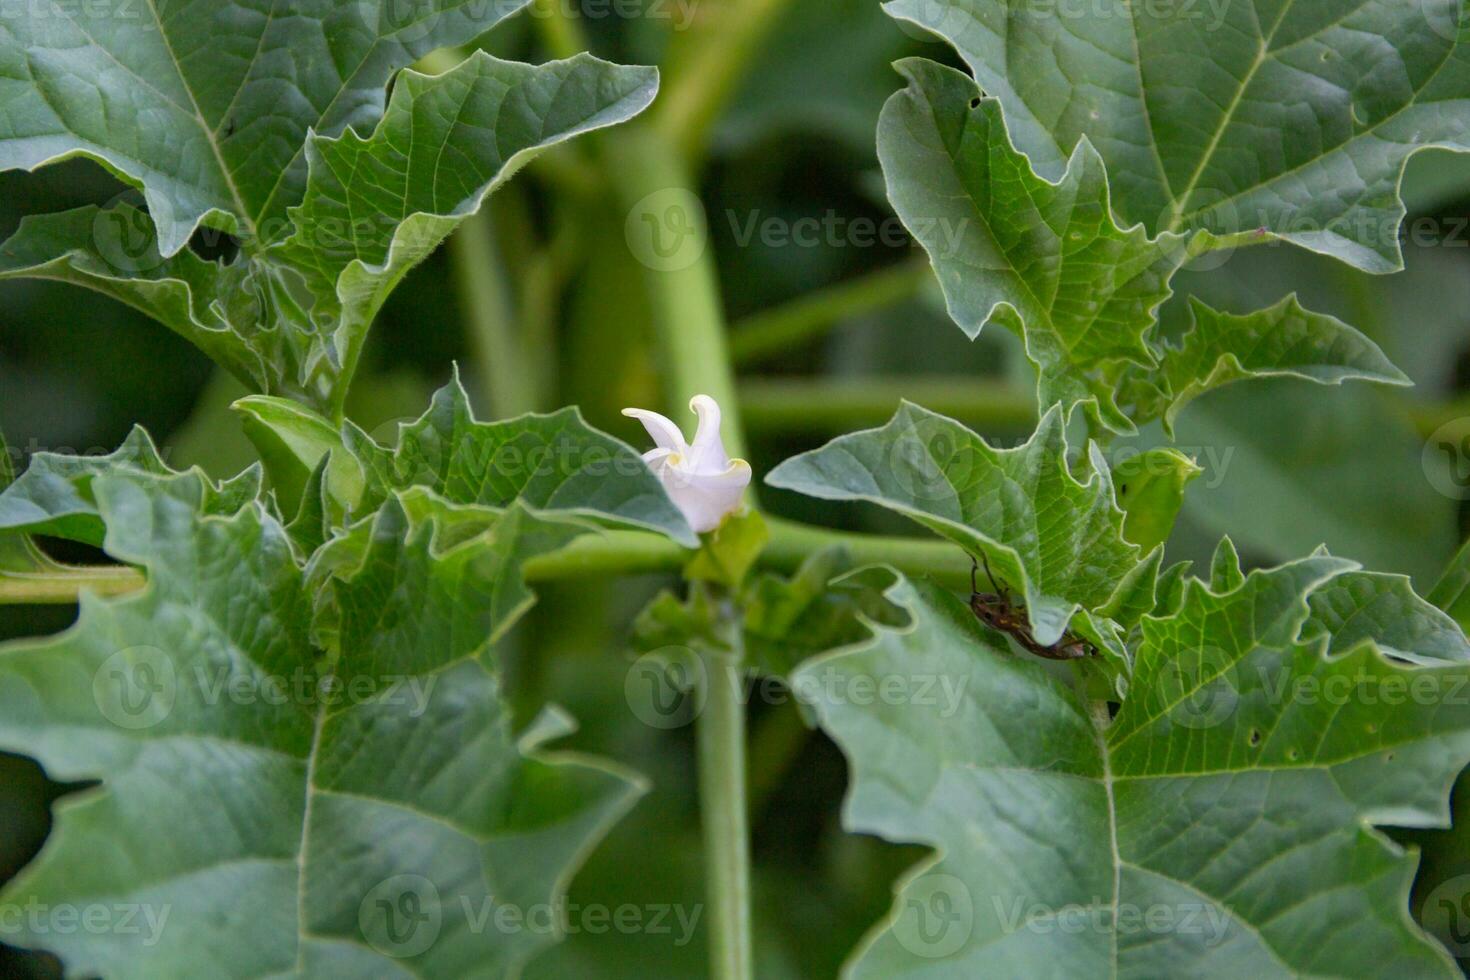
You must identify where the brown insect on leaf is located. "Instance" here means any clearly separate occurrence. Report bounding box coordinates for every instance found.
[968,553,1094,661]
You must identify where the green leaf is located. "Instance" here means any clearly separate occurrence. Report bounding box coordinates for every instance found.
[1123,295,1411,436]
[0,431,66,581]
[743,557,908,679]
[1305,567,1470,665]
[0,203,273,388]
[799,563,1470,976]
[632,551,909,684]
[767,402,1141,648]
[683,510,769,590]
[1153,559,1194,618]
[344,374,696,546]
[877,58,1413,433]
[877,58,1184,432]
[0,52,659,411]
[1113,448,1201,554]
[271,52,659,406]
[632,584,727,660]
[285,455,333,559]
[0,426,260,547]
[1170,379,1456,582]
[233,394,364,517]
[720,0,923,156]
[0,467,643,976]
[884,0,1470,273]
[1209,536,1247,593]
[1096,546,1167,634]
[0,0,528,255]
[1429,537,1470,633]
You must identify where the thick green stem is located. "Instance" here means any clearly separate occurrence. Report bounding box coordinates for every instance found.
[448,208,538,418]
[740,377,1037,435]
[1411,394,1470,438]
[655,0,799,163]
[418,48,537,418]
[608,127,747,457]
[762,517,972,589]
[606,122,755,979]
[0,522,975,605]
[530,0,588,59]
[730,260,934,365]
[698,635,754,980]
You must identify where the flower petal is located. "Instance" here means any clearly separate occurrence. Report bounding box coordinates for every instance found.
[686,395,730,470]
[622,408,689,454]
[662,459,751,533]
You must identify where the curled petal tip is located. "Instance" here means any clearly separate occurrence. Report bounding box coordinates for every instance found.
[622,407,688,454]
[687,395,728,470]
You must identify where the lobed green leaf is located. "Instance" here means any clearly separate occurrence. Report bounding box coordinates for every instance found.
[884,0,1470,273]
[801,562,1470,976]
[0,463,643,976]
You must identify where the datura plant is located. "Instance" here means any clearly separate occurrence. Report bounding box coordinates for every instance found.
[1,1,1469,978]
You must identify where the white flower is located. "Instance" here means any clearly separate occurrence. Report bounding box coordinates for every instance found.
[623,395,752,534]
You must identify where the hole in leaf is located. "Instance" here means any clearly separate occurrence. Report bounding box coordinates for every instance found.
[188,225,241,263]
[1248,728,1262,746]
[969,97,981,109]
[1286,748,1300,761]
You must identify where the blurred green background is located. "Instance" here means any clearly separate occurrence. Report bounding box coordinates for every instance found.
[3,1,1470,975]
